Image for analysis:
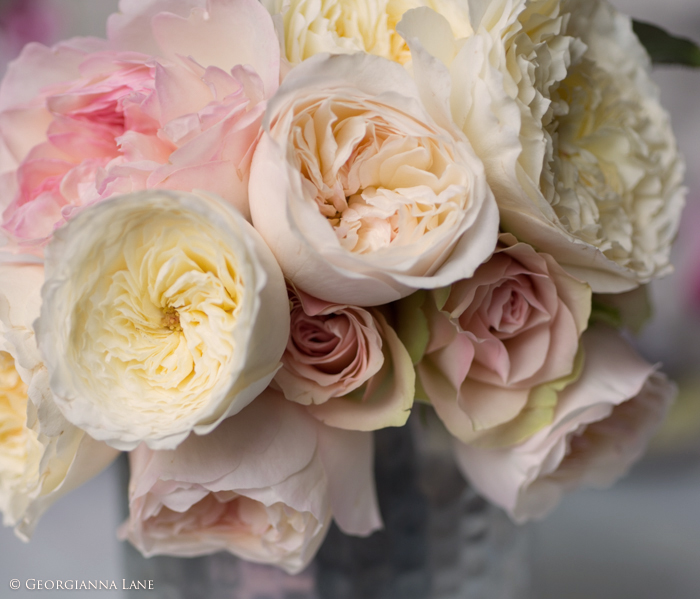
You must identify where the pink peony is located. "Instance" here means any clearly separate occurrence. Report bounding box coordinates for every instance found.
[274,284,414,431]
[453,326,676,522]
[119,389,381,573]
[0,0,280,253]
[408,233,591,444]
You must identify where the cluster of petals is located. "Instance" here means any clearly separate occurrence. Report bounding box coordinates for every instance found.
[249,51,499,305]
[0,262,118,538]
[35,190,289,451]
[276,284,414,430]
[397,0,685,292]
[119,389,381,573]
[0,0,685,565]
[453,326,676,522]
[407,233,590,445]
[0,0,280,253]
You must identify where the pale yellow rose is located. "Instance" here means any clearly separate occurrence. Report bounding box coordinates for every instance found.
[35,190,289,451]
[0,263,118,538]
[262,0,472,65]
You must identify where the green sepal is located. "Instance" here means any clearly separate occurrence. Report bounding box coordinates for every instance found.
[633,20,700,67]
[395,290,430,365]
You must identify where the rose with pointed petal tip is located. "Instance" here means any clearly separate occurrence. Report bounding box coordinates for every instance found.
[35,190,289,451]
[250,52,499,306]
[453,326,675,522]
[0,0,280,255]
[405,233,590,445]
[0,262,118,538]
[119,389,381,573]
[275,284,414,430]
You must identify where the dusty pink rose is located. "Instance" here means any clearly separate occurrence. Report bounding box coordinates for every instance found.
[0,0,280,253]
[274,285,414,431]
[453,326,676,522]
[119,389,381,573]
[411,233,591,444]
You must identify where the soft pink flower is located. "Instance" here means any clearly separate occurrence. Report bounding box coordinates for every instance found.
[413,233,591,443]
[0,0,280,253]
[274,284,414,431]
[119,389,381,573]
[453,326,675,522]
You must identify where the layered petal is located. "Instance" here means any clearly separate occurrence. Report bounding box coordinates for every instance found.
[276,285,414,430]
[399,0,685,292]
[0,263,118,539]
[119,389,381,573]
[250,52,498,306]
[453,326,675,522]
[35,190,289,451]
[411,234,590,444]
[1,0,280,254]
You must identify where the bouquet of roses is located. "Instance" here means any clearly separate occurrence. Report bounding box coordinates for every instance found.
[0,0,691,574]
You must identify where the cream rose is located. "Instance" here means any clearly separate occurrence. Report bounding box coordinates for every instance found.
[453,326,675,522]
[0,263,118,538]
[402,233,590,445]
[398,0,685,292]
[275,284,414,430]
[262,0,472,65]
[249,52,499,306]
[35,190,289,451]
[119,390,381,573]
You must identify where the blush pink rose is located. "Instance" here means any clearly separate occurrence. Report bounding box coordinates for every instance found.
[412,233,591,444]
[453,326,676,522]
[274,285,414,431]
[0,0,280,253]
[119,389,381,573]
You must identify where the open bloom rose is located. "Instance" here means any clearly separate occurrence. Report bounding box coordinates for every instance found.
[453,326,675,522]
[35,190,289,451]
[262,0,472,65]
[0,0,280,254]
[406,234,590,444]
[0,262,118,538]
[398,0,684,292]
[275,285,414,430]
[250,52,499,306]
[119,390,381,573]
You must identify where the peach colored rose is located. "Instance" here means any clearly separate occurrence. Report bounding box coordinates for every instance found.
[453,326,675,522]
[406,234,590,444]
[275,285,414,430]
[119,390,381,573]
[0,0,280,254]
[249,52,499,306]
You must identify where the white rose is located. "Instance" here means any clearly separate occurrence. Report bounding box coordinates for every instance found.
[35,190,289,451]
[453,325,675,522]
[249,52,499,306]
[399,0,684,292]
[0,263,118,538]
[262,0,472,65]
[119,389,381,573]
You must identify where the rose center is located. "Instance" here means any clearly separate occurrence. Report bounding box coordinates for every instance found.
[161,307,182,332]
[292,101,470,255]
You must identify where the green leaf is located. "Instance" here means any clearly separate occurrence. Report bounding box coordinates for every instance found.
[588,300,622,329]
[633,20,700,67]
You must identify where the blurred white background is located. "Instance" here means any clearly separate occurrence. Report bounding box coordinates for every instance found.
[0,0,699,597]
